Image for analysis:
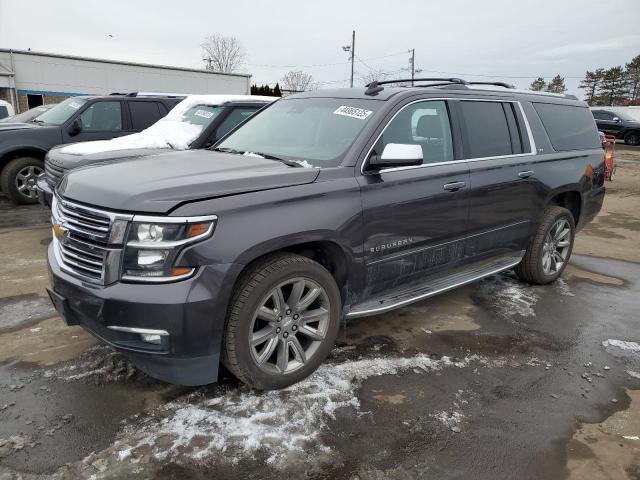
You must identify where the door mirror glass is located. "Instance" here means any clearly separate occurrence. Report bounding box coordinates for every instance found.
[369,143,423,169]
[67,117,83,136]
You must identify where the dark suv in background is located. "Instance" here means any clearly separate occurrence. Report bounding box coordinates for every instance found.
[47,79,605,390]
[0,93,182,204]
[591,108,640,146]
[38,95,274,207]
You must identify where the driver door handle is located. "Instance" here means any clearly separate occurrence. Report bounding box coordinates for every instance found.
[518,170,535,179]
[443,181,466,192]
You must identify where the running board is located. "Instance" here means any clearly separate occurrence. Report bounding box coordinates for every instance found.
[346,252,524,318]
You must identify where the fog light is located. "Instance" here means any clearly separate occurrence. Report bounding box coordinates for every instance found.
[140,333,162,344]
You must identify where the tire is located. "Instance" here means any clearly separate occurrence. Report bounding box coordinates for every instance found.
[222,253,341,390]
[624,131,640,146]
[515,206,575,285]
[0,157,44,204]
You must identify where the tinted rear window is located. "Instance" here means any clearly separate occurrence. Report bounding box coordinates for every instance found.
[533,103,600,151]
[129,101,163,130]
[459,101,513,158]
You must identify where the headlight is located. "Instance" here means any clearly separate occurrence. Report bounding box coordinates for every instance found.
[121,216,216,282]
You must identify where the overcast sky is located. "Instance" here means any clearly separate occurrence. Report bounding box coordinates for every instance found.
[1,0,639,96]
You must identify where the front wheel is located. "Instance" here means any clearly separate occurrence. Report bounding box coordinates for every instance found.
[624,131,640,146]
[0,157,44,204]
[515,206,575,285]
[222,253,341,390]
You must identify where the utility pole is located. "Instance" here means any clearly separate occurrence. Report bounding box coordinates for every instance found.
[350,30,355,88]
[409,49,415,86]
[203,56,212,70]
[342,31,356,88]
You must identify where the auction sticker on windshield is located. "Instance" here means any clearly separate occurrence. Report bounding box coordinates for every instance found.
[69,101,82,109]
[194,109,215,119]
[334,105,373,120]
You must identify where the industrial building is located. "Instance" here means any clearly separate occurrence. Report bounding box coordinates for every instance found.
[0,49,251,112]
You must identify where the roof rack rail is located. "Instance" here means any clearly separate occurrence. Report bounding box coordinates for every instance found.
[365,77,468,96]
[467,81,515,89]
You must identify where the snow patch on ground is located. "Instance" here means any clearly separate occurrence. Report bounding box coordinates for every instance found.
[556,278,575,297]
[475,272,539,318]
[430,389,468,429]
[603,339,640,353]
[116,354,484,467]
[627,371,640,379]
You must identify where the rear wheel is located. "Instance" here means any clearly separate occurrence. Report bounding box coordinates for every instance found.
[222,253,341,390]
[624,131,640,146]
[515,206,575,285]
[0,157,44,204]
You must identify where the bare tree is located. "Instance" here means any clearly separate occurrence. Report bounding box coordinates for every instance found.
[280,70,314,93]
[360,69,388,86]
[201,34,246,73]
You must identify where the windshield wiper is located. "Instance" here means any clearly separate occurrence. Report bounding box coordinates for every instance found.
[249,152,302,168]
[212,147,244,154]
[31,119,45,124]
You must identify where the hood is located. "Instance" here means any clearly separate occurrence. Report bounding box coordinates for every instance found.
[48,144,169,170]
[59,150,320,213]
[0,122,40,132]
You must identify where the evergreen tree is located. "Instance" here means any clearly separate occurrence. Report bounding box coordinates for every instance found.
[625,54,640,104]
[598,66,628,105]
[250,84,257,95]
[273,83,282,97]
[546,75,567,94]
[530,77,546,91]
[579,69,604,105]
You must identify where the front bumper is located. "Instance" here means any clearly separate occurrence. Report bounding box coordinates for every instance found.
[47,243,240,386]
[36,176,53,208]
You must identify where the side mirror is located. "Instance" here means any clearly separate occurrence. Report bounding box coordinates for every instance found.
[612,117,621,123]
[368,143,423,170]
[67,118,83,136]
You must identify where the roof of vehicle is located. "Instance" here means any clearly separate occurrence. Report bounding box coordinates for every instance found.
[291,79,583,105]
[69,93,275,105]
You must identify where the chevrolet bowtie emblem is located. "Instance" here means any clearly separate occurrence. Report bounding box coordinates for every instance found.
[52,223,68,240]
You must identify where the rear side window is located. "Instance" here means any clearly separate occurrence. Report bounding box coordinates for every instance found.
[533,103,600,151]
[459,101,513,158]
[129,101,163,130]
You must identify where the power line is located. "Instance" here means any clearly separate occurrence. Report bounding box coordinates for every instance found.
[246,50,407,70]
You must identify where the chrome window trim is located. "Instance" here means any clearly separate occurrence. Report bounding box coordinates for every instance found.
[359,97,537,175]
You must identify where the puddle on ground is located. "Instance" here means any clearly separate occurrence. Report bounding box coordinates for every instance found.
[0,293,56,332]
[342,286,480,350]
[567,389,640,480]
[0,316,95,365]
[0,227,51,298]
[564,264,625,287]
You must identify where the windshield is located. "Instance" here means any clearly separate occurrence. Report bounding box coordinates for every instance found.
[216,98,380,168]
[0,105,51,124]
[35,98,87,125]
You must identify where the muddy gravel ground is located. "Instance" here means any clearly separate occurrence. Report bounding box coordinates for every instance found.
[1,149,640,479]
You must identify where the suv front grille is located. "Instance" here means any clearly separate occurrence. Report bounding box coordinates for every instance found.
[45,156,66,189]
[56,198,111,243]
[52,196,133,284]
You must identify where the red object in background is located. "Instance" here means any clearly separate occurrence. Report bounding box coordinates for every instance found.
[603,134,616,181]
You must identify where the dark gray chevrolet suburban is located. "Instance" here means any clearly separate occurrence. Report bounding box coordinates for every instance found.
[46,79,605,390]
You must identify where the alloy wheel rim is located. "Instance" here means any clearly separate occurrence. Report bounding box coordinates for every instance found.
[15,165,43,199]
[541,218,571,275]
[249,277,330,375]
